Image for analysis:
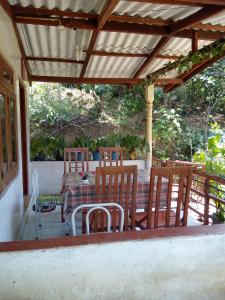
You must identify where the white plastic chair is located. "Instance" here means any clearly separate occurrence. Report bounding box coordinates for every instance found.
[31,168,55,239]
[71,203,124,236]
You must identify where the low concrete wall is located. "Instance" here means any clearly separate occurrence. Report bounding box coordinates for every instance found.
[30,160,145,194]
[1,232,225,299]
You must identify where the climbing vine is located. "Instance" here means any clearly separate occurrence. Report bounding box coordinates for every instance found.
[142,37,225,86]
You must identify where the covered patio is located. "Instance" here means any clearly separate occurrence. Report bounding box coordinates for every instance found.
[0,1,225,299]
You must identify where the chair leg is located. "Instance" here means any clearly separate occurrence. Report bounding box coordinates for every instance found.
[61,206,65,223]
[64,215,69,236]
[35,206,39,239]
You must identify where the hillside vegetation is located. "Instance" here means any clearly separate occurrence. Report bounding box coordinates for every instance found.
[29,58,225,161]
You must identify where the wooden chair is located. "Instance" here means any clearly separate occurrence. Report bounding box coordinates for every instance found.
[62,148,89,222]
[64,148,89,174]
[134,166,193,230]
[99,147,123,167]
[83,165,137,233]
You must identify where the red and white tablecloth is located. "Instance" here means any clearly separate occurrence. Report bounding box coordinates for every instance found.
[62,169,168,215]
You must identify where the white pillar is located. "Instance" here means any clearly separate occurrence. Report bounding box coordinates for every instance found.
[145,84,154,169]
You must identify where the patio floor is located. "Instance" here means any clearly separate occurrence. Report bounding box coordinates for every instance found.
[20,203,202,241]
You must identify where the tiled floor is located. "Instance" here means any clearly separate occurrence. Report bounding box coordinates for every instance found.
[21,203,202,240]
[21,206,66,240]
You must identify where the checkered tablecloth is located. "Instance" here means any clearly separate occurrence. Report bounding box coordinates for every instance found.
[62,170,168,214]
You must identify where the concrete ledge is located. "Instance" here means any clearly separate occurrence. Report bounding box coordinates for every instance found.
[1,224,225,252]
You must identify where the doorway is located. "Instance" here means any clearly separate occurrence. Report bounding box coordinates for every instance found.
[19,83,28,195]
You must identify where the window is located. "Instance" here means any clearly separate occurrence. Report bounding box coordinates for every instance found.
[0,55,18,193]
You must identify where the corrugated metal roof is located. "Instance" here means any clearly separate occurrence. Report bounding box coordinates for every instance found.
[18,24,92,59]
[9,0,105,13]
[86,56,145,78]
[202,11,225,26]
[29,61,82,77]
[113,2,201,21]
[6,0,225,84]
[95,32,161,54]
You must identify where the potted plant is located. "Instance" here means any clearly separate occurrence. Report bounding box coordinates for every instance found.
[121,134,149,160]
[89,138,101,161]
[73,136,89,161]
[211,202,225,224]
[104,133,121,160]
[30,135,49,161]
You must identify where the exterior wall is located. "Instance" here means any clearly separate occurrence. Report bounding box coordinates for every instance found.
[0,6,25,241]
[1,232,225,299]
[30,160,145,194]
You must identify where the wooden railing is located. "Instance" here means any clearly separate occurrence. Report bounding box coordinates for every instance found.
[190,170,225,225]
[152,157,225,225]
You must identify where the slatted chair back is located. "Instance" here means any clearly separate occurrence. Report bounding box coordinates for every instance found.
[99,147,123,167]
[146,166,193,229]
[94,165,137,232]
[64,148,89,174]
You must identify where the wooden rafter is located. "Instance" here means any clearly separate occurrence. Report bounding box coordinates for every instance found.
[25,53,179,61]
[12,6,225,33]
[0,1,30,81]
[30,75,182,86]
[131,5,224,78]
[192,32,199,52]
[30,76,139,85]
[133,37,171,78]
[13,17,224,41]
[11,5,97,19]
[80,0,119,78]
[165,51,225,92]
[85,51,179,59]
[25,57,84,64]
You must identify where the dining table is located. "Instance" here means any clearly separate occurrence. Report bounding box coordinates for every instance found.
[62,169,169,216]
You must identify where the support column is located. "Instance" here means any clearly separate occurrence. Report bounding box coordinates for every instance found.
[145,84,154,169]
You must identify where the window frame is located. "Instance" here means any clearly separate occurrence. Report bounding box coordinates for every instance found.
[0,54,18,194]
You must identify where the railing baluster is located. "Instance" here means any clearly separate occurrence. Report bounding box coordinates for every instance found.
[204,178,210,225]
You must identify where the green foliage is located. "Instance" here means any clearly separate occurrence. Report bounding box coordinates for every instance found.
[29,58,225,163]
[193,124,225,175]
[193,124,225,221]
[145,37,225,85]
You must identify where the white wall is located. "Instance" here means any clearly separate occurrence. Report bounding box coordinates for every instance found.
[30,160,146,194]
[0,6,25,241]
[1,231,225,299]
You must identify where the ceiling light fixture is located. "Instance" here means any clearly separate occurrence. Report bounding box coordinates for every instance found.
[75,30,82,61]
[57,19,65,31]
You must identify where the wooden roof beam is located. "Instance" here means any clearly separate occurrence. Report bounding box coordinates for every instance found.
[85,51,179,59]
[13,16,225,40]
[30,75,182,86]
[25,56,84,64]
[30,75,139,85]
[80,0,119,78]
[11,5,97,19]
[133,36,171,78]
[12,6,225,32]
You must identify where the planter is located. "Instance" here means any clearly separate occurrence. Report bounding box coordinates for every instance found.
[92,151,100,161]
[211,212,225,224]
[77,152,83,161]
[112,151,117,161]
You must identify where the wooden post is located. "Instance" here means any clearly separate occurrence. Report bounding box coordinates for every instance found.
[145,84,154,169]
